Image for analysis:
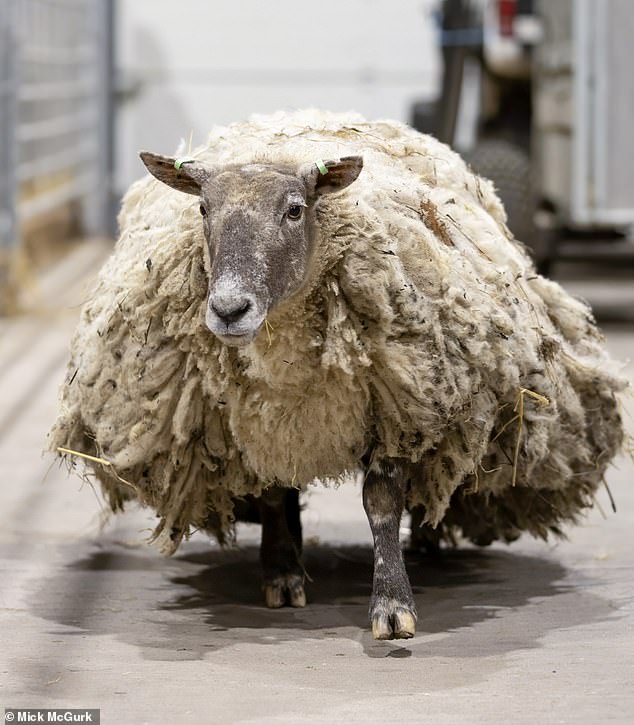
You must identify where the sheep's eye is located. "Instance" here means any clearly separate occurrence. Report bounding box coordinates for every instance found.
[287,204,303,221]
[199,204,207,217]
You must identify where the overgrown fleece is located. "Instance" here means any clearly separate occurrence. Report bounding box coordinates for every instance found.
[48,110,626,554]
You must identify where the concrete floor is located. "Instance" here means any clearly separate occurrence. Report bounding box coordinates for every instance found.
[1,241,633,724]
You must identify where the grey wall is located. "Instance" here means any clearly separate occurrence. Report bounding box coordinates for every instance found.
[114,0,440,191]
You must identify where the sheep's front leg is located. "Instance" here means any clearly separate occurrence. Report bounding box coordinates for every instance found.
[259,487,305,608]
[363,460,417,639]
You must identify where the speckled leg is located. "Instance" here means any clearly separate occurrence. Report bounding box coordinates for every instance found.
[259,487,305,608]
[363,460,417,639]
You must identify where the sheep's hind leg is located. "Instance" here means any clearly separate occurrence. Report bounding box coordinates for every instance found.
[259,487,305,609]
[363,459,417,640]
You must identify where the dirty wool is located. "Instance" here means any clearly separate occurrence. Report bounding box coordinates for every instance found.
[48,110,627,553]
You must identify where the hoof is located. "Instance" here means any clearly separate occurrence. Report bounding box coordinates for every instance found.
[370,599,417,640]
[263,574,306,609]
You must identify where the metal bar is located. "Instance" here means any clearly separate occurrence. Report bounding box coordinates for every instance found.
[592,1,608,216]
[0,1,19,254]
[105,0,117,236]
[26,0,88,8]
[16,111,97,142]
[81,0,114,237]
[19,79,97,102]
[571,0,590,225]
[18,46,95,64]
[17,140,98,182]
[434,0,473,145]
[18,171,97,223]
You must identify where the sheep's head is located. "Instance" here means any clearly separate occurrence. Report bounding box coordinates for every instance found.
[140,152,363,346]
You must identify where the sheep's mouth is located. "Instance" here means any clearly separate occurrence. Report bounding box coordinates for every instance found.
[207,323,261,347]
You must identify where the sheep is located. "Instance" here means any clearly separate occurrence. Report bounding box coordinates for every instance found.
[49,109,626,640]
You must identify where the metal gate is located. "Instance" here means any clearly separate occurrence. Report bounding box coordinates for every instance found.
[0,0,112,302]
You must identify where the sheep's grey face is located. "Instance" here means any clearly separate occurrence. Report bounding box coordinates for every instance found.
[199,166,315,345]
[140,152,363,346]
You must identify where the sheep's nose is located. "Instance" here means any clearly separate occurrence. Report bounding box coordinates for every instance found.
[210,296,252,325]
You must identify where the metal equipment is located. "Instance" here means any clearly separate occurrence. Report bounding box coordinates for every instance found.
[414,0,634,271]
[0,0,113,308]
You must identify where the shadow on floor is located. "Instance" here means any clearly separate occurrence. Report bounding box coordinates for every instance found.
[26,540,618,664]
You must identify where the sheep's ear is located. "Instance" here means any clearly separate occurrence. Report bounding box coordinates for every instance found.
[302,156,364,196]
[139,151,209,195]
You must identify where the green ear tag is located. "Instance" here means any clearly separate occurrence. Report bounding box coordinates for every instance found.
[316,159,328,176]
[174,157,195,170]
